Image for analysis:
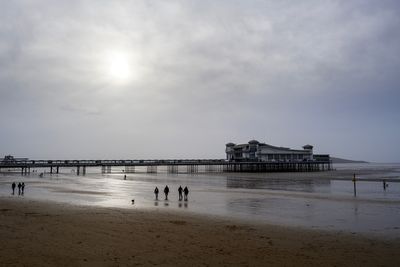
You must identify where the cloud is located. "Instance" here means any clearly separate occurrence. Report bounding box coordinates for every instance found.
[0,0,399,161]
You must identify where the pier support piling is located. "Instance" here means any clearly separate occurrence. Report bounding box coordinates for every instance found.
[125,166,135,173]
[147,166,157,173]
[167,165,178,173]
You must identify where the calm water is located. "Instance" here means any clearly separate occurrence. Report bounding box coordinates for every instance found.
[1,163,400,238]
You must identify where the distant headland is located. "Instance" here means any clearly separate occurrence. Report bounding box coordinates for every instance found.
[330,157,368,164]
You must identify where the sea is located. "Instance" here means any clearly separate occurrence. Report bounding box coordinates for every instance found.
[1,163,400,239]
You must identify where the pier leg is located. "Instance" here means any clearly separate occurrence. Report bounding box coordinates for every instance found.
[147,166,157,173]
[352,174,357,196]
[206,165,211,172]
[129,166,133,173]
[77,166,80,176]
[56,166,59,174]
[188,165,196,173]
[168,165,178,173]
[82,166,86,175]
[125,166,135,173]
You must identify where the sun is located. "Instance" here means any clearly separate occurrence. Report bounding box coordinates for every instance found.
[106,52,133,83]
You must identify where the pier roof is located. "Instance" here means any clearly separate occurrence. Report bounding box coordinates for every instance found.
[227,141,309,153]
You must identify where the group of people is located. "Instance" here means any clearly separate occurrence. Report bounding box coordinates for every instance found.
[11,182,25,195]
[154,185,189,201]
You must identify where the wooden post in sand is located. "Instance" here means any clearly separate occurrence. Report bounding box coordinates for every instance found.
[352,173,357,196]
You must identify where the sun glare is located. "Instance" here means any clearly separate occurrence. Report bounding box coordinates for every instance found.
[106,52,133,83]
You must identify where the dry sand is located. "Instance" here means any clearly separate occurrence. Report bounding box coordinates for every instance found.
[1,197,399,267]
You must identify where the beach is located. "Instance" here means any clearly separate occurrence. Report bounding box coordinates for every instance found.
[1,197,400,267]
[2,164,400,237]
[1,163,400,266]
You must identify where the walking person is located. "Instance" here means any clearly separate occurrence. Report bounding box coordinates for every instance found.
[383,180,388,190]
[18,183,22,195]
[184,186,189,201]
[164,185,169,200]
[178,186,183,201]
[21,183,25,195]
[11,182,16,195]
[154,187,159,200]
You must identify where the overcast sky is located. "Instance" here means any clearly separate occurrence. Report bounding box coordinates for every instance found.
[0,0,399,162]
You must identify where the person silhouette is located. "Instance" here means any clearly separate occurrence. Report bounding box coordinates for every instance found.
[183,186,189,201]
[17,183,22,196]
[21,183,25,195]
[11,182,16,195]
[154,187,159,200]
[164,185,169,200]
[178,186,183,201]
[383,180,388,190]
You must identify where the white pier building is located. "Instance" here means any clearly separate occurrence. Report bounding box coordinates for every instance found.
[226,140,328,162]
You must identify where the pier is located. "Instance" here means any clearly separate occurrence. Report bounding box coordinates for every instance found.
[0,159,331,175]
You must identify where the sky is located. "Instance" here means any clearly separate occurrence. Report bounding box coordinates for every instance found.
[0,0,399,162]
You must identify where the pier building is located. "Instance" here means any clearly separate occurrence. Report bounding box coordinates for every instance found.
[226,140,327,162]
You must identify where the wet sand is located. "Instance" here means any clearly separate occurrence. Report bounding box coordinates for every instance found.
[1,165,400,237]
[1,197,399,266]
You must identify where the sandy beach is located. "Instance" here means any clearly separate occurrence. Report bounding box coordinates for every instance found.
[1,197,399,267]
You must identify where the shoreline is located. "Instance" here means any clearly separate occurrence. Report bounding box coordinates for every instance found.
[1,197,400,266]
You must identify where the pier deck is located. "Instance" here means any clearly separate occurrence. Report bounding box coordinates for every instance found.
[0,159,331,175]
